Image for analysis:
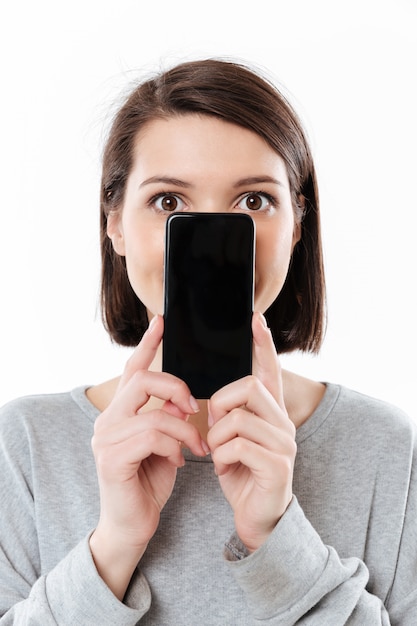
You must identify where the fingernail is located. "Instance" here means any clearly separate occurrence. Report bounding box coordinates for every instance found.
[189,395,199,413]
[148,315,158,332]
[207,409,214,428]
[201,440,211,456]
[259,312,268,328]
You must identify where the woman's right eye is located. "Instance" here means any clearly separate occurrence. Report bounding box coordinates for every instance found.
[152,193,186,212]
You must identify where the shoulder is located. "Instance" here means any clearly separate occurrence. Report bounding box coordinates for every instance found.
[323,383,416,458]
[0,387,97,442]
[298,380,416,459]
[335,384,414,430]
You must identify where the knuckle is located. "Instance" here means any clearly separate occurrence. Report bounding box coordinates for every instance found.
[123,352,138,378]
[145,409,163,425]
[92,442,115,474]
[275,454,295,480]
[92,410,107,432]
[91,429,107,455]
[130,369,147,387]
[287,418,297,439]
[143,428,160,448]
[231,437,247,456]
[168,375,190,398]
[229,408,244,428]
[289,437,297,458]
[244,374,262,394]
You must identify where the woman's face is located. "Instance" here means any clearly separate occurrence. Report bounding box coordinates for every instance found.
[108,114,301,318]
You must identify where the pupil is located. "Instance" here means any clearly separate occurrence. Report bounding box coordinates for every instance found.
[162,196,177,211]
[247,195,261,210]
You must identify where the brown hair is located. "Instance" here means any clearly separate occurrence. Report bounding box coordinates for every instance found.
[100,58,326,353]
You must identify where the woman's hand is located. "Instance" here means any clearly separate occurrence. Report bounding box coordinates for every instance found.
[90,315,207,599]
[207,312,297,553]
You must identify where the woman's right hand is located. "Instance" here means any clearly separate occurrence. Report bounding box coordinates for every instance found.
[89,315,207,600]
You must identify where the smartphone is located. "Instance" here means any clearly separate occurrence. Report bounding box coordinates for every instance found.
[163,212,255,399]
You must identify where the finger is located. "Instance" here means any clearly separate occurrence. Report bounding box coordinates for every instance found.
[207,406,295,453]
[106,369,198,423]
[118,315,164,390]
[208,375,290,430]
[95,428,186,476]
[252,311,285,408]
[95,409,207,458]
[160,400,189,420]
[211,437,282,477]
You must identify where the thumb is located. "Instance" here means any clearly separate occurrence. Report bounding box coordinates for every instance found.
[252,312,285,408]
[118,314,164,390]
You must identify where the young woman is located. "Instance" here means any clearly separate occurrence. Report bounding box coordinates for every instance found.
[0,59,415,625]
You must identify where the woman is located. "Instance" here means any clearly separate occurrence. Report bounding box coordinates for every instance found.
[0,59,415,625]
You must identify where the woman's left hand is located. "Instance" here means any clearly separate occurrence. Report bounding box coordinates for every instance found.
[207,312,297,553]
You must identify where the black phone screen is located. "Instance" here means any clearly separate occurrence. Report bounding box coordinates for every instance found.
[162,213,255,399]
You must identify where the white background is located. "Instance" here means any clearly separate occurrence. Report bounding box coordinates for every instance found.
[0,0,416,418]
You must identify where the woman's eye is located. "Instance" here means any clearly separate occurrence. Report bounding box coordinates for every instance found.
[237,193,273,211]
[153,194,185,212]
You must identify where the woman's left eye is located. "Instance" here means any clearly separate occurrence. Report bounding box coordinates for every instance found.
[236,193,274,211]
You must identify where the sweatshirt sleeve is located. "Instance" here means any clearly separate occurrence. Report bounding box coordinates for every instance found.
[0,404,151,625]
[225,497,399,625]
[0,535,151,625]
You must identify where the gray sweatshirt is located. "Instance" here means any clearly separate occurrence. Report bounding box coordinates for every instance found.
[0,383,416,625]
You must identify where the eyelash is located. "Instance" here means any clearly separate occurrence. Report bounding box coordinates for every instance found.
[147,191,278,214]
[238,191,278,212]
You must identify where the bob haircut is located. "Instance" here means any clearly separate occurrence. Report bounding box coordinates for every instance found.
[100,58,326,353]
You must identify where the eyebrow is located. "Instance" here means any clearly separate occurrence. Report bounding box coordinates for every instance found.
[139,176,192,189]
[232,176,285,188]
[139,174,285,190]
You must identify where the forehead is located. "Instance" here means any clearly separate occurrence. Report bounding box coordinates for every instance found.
[131,115,289,184]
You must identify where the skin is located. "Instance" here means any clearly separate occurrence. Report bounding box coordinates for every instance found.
[88,115,325,601]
